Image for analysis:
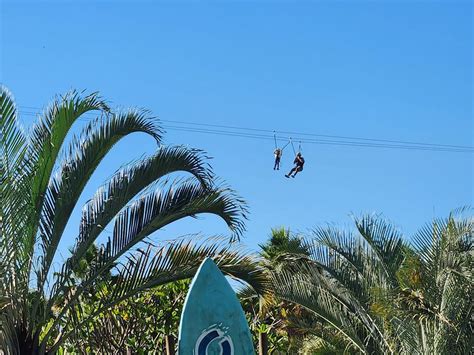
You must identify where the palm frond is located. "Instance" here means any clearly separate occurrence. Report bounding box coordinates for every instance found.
[408,209,474,353]
[272,216,412,354]
[87,178,246,275]
[0,86,26,174]
[71,146,214,272]
[28,90,109,212]
[47,179,247,329]
[306,227,377,304]
[16,91,111,291]
[1,87,251,354]
[36,109,162,290]
[278,253,395,352]
[353,215,405,283]
[272,261,369,354]
[46,238,268,352]
[0,86,32,323]
[43,146,215,318]
[411,212,473,297]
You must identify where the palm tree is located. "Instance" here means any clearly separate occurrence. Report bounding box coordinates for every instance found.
[259,227,310,264]
[243,228,316,354]
[400,208,473,354]
[0,87,268,354]
[272,211,473,354]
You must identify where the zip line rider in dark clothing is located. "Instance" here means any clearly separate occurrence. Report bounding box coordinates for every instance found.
[285,152,305,178]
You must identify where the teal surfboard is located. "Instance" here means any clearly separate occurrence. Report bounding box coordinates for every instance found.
[178,258,255,355]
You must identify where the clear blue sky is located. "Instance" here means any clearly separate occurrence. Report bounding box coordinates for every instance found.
[1,1,472,263]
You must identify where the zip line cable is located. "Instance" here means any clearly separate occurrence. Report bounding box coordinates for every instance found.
[17,108,474,154]
[160,125,472,153]
[156,118,473,151]
[18,107,472,149]
[19,107,473,150]
[291,138,297,155]
[281,140,291,151]
[18,109,474,153]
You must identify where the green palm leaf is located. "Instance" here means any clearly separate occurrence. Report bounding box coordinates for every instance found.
[73,145,214,265]
[42,179,247,348]
[0,86,26,174]
[271,212,473,355]
[77,179,246,286]
[0,87,252,354]
[272,260,369,354]
[28,90,109,212]
[0,87,32,351]
[46,237,268,352]
[37,109,162,289]
[407,209,473,354]
[45,146,216,312]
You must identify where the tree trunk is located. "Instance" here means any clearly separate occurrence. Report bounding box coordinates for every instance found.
[165,334,176,355]
[18,328,40,355]
[259,332,268,355]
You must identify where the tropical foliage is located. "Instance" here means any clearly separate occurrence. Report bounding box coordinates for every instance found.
[1,87,471,355]
[0,87,268,354]
[61,275,188,354]
[242,228,322,354]
[259,227,310,264]
[272,211,473,354]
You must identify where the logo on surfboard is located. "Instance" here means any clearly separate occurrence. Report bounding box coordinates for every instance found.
[195,324,234,355]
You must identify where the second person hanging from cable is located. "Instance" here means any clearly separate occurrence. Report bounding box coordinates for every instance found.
[272,133,290,171]
[285,152,305,178]
[285,140,305,178]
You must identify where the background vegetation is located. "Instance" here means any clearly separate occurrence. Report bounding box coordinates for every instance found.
[1,88,472,354]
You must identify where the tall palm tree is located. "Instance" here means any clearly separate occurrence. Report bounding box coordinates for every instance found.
[272,211,473,354]
[243,228,316,354]
[259,227,310,265]
[0,87,268,354]
[402,209,473,354]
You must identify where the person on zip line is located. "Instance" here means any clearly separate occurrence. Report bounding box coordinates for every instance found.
[273,148,282,170]
[285,152,305,178]
[272,134,291,171]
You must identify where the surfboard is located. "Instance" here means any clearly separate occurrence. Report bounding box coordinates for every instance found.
[178,258,255,355]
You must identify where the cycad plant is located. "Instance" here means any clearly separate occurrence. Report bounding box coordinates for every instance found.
[0,87,267,354]
[272,211,473,354]
[401,209,473,354]
[242,227,319,354]
[259,227,310,265]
